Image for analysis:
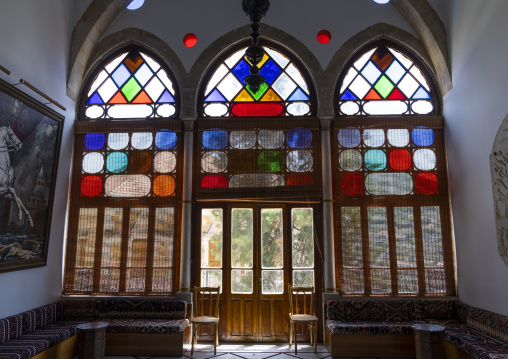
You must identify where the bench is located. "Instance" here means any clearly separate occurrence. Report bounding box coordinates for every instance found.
[325,299,508,359]
[0,301,89,359]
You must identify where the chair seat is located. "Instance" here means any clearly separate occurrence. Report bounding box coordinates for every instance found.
[193,316,219,324]
[291,314,318,322]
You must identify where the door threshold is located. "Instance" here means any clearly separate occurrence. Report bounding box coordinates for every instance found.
[184,343,328,353]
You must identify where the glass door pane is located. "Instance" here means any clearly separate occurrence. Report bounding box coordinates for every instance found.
[231,208,254,294]
[201,208,223,289]
[292,208,314,287]
[261,208,283,294]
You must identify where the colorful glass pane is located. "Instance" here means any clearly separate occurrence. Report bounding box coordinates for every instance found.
[111,64,131,87]
[106,152,128,173]
[158,90,175,103]
[201,175,227,188]
[260,89,282,102]
[235,89,255,102]
[131,133,153,149]
[287,150,313,172]
[230,131,256,149]
[154,152,176,173]
[387,129,409,147]
[412,127,434,147]
[339,150,362,171]
[232,59,251,84]
[129,152,152,172]
[365,150,386,171]
[287,129,312,148]
[154,175,175,196]
[259,59,282,85]
[132,91,152,104]
[231,103,284,117]
[287,174,313,185]
[85,133,106,150]
[83,153,104,173]
[109,92,128,104]
[288,88,310,101]
[121,77,142,102]
[374,76,394,99]
[108,133,129,150]
[247,82,269,100]
[203,130,228,149]
[340,90,358,101]
[155,131,177,149]
[87,93,103,105]
[338,128,361,148]
[414,149,436,170]
[134,63,153,86]
[81,176,103,197]
[389,149,411,171]
[205,89,227,103]
[258,151,284,172]
[340,173,363,195]
[259,130,284,149]
[364,129,385,147]
[361,61,382,85]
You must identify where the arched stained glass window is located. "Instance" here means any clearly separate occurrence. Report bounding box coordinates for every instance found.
[201,46,314,117]
[337,43,437,116]
[83,49,179,119]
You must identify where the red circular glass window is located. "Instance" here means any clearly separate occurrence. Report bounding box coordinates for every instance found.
[389,149,411,171]
[183,33,197,47]
[415,173,438,194]
[81,176,103,197]
[340,173,363,195]
[317,30,331,44]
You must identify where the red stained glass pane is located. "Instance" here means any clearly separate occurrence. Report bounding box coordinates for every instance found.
[365,89,381,100]
[231,102,284,117]
[154,175,175,196]
[287,174,313,186]
[340,173,363,195]
[388,88,406,100]
[415,173,438,194]
[81,176,103,197]
[201,175,227,188]
[389,149,411,171]
[109,92,128,104]
[132,90,153,104]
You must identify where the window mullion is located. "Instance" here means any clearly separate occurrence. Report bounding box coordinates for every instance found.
[386,205,398,296]
[412,206,426,296]
[360,205,371,295]
[119,206,130,294]
[92,206,106,294]
[144,206,156,295]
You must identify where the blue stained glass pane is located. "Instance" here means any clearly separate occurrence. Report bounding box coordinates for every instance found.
[85,133,106,150]
[203,129,228,149]
[385,60,406,84]
[412,127,434,147]
[288,88,310,101]
[87,93,104,105]
[134,63,153,86]
[413,87,431,99]
[340,90,358,101]
[365,149,387,171]
[338,128,361,148]
[155,130,177,149]
[232,59,251,84]
[111,64,131,87]
[106,152,128,173]
[287,129,312,149]
[158,90,175,103]
[361,61,382,85]
[205,89,227,102]
[259,59,282,85]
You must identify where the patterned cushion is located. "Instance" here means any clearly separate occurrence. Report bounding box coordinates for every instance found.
[102,318,189,334]
[326,319,424,335]
[457,301,473,324]
[446,328,508,359]
[0,338,49,359]
[62,300,95,319]
[96,300,187,320]
[327,300,428,321]
[425,299,457,319]
[467,306,508,345]
[0,315,23,344]
[21,302,63,334]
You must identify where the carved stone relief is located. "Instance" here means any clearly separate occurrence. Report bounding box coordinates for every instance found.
[490,113,508,266]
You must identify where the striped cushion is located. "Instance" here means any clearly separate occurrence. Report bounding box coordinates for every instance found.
[0,315,23,344]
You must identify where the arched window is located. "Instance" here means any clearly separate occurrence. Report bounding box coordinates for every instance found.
[63,48,181,296]
[201,45,314,117]
[332,42,455,297]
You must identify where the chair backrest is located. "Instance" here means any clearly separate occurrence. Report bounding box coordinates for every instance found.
[289,285,315,317]
[193,286,220,319]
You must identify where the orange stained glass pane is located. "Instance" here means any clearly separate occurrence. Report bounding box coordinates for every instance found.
[234,89,255,102]
[109,92,128,104]
[124,53,144,73]
[132,90,153,104]
[129,152,152,173]
[261,89,282,102]
[365,89,382,100]
[372,48,394,71]
[154,175,176,196]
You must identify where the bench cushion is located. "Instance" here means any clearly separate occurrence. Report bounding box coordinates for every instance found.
[0,315,23,344]
[102,318,189,334]
[96,300,187,320]
[467,306,508,346]
[21,302,64,334]
[326,320,424,335]
[446,328,508,359]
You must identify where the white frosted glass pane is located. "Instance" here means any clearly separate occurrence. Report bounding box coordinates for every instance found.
[145,77,165,101]
[388,129,409,147]
[339,150,362,171]
[265,47,290,68]
[202,151,228,172]
[156,104,176,117]
[340,101,359,115]
[88,70,108,96]
[204,103,228,117]
[134,63,153,86]
[272,73,297,100]
[287,102,310,116]
[217,73,242,101]
[231,131,256,149]
[349,76,370,99]
[229,174,284,188]
[364,100,408,115]
[293,270,314,287]
[205,64,229,96]
[154,152,176,172]
[131,132,153,149]
[410,67,430,91]
[366,173,413,195]
[82,153,104,173]
[262,270,284,294]
[225,48,246,68]
[105,53,127,73]
[258,130,284,149]
[361,61,382,85]
[340,68,359,94]
[231,270,253,294]
[105,175,151,197]
[157,70,175,94]
[353,49,376,70]
[414,149,436,170]
[287,150,313,172]
[286,63,309,94]
[108,133,129,150]
[389,47,413,69]
[108,104,152,118]
[364,129,385,147]
[141,52,161,72]
[385,60,406,84]
[412,100,433,114]
[398,74,419,98]
[201,270,222,289]
[85,106,104,119]
[98,78,118,103]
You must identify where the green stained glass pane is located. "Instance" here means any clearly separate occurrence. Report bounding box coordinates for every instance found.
[246,82,269,101]
[374,75,395,99]
[121,77,142,102]
[258,151,284,172]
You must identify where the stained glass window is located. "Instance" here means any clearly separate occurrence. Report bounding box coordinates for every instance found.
[83,49,178,119]
[337,44,437,116]
[201,46,313,117]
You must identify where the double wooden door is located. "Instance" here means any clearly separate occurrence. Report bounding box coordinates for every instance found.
[198,204,319,342]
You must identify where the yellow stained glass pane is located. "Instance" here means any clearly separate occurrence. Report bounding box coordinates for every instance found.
[245,53,269,68]
[234,89,255,102]
[261,89,282,102]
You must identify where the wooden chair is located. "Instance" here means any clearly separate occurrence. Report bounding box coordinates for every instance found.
[191,286,220,355]
[288,285,318,354]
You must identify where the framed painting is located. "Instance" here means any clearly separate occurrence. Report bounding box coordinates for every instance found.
[0,79,64,273]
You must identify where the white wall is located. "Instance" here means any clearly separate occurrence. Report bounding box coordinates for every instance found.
[445,0,508,315]
[0,0,75,318]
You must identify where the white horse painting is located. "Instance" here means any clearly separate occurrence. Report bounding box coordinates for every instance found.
[0,126,33,227]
